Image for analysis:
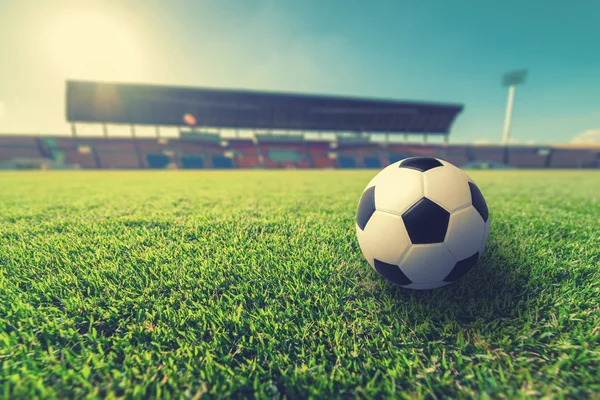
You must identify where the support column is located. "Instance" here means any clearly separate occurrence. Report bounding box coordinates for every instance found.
[102,124,109,138]
[502,84,516,145]
[444,134,449,145]
[423,134,428,144]
[155,126,161,139]
[130,125,143,168]
[403,134,408,143]
[71,124,77,137]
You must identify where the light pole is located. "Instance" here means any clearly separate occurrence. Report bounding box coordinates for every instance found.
[501,69,527,145]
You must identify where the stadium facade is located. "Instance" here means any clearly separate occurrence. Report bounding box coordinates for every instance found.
[0,81,598,170]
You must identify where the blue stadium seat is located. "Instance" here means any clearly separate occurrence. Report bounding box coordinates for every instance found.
[338,156,357,168]
[146,153,170,169]
[212,155,233,169]
[388,154,408,164]
[363,156,381,168]
[182,156,204,169]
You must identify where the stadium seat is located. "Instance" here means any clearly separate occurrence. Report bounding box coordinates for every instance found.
[363,156,382,168]
[146,153,170,169]
[388,153,409,164]
[435,146,470,167]
[99,152,142,169]
[549,148,599,168]
[229,139,260,168]
[470,146,506,164]
[136,139,168,154]
[306,141,334,168]
[182,156,204,169]
[62,149,98,168]
[507,147,550,168]
[0,135,38,147]
[0,147,42,161]
[212,155,233,169]
[0,135,44,161]
[237,157,260,168]
[337,156,357,168]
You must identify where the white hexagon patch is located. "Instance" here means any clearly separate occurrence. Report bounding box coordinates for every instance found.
[357,210,411,265]
[444,206,486,261]
[398,243,457,283]
[423,163,471,212]
[374,168,424,215]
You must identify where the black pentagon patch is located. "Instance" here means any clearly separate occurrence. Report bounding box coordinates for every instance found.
[374,259,412,286]
[469,182,489,223]
[356,186,376,230]
[402,198,450,244]
[399,157,443,172]
[444,252,479,282]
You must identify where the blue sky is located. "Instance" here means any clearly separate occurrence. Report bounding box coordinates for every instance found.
[1,0,599,144]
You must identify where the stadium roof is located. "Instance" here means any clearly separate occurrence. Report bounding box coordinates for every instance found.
[66,80,464,134]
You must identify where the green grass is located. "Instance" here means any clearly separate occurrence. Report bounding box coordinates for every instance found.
[0,170,599,399]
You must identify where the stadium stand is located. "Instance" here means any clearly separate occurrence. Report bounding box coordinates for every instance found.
[0,135,43,161]
[434,145,471,166]
[386,146,411,164]
[363,155,382,169]
[337,146,384,168]
[0,135,39,147]
[40,137,98,169]
[93,139,142,169]
[146,153,170,169]
[549,147,599,168]
[306,141,334,168]
[255,134,311,169]
[2,80,598,171]
[165,132,226,169]
[181,155,204,169]
[0,146,41,161]
[1,134,600,169]
[212,155,234,169]
[470,145,507,164]
[336,154,357,168]
[385,144,438,166]
[507,146,551,168]
[228,139,260,168]
[135,138,170,155]
[263,147,309,168]
[335,136,386,168]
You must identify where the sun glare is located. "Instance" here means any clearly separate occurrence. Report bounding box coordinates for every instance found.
[44,10,144,80]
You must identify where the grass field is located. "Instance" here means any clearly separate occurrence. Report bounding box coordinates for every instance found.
[1,170,599,399]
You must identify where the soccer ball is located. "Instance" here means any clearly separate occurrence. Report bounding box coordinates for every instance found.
[355,157,490,290]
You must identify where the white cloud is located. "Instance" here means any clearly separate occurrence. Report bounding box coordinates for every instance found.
[571,129,600,144]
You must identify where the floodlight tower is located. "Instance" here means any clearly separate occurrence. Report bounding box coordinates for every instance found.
[501,69,527,145]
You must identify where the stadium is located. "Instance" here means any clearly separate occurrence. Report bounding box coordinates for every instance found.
[2,3,600,399]
[1,80,599,171]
